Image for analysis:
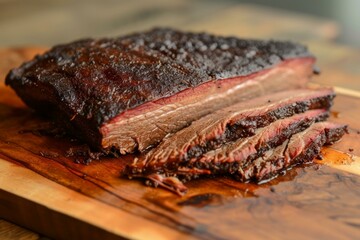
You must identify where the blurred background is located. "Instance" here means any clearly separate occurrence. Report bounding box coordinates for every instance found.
[0,0,359,90]
[0,0,359,48]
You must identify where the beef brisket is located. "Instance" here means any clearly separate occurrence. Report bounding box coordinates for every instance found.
[127,88,334,175]
[5,28,347,196]
[241,122,348,182]
[5,28,315,153]
[134,121,347,195]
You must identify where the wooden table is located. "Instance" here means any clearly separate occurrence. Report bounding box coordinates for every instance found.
[1,1,360,239]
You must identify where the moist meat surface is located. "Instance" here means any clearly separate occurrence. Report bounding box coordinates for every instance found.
[101,57,313,153]
[5,28,313,151]
[240,122,348,182]
[133,121,347,195]
[4,28,348,196]
[127,108,329,176]
[127,88,334,174]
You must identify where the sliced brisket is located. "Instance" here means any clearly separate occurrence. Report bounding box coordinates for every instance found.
[135,121,347,195]
[5,28,315,153]
[127,88,334,175]
[241,122,348,182]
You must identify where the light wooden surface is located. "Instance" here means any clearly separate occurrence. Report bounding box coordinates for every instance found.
[0,1,360,240]
[0,159,190,240]
[0,219,39,240]
[1,53,360,239]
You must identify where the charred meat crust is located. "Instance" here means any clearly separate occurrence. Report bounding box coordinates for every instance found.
[100,57,315,154]
[126,89,334,175]
[5,28,313,150]
[241,123,348,182]
[133,122,347,195]
[214,122,346,182]
[126,110,329,177]
[180,91,333,162]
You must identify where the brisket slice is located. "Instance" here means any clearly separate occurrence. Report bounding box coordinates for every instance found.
[128,109,327,177]
[189,110,327,169]
[241,122,348,182]
[5,28,315,153]
[127,88,334,175]
[137,121,347,195]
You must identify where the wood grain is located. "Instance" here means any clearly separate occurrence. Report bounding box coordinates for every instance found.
[2,158,360,240]
[0,219,39,240]
[0,160,191,240]
[0,47,360,239]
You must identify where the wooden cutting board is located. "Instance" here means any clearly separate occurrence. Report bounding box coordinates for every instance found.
[0,48,360,240]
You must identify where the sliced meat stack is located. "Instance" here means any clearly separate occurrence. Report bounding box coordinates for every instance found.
[126,88,347,195]
[5,28,347,195]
